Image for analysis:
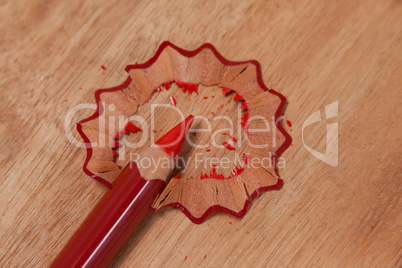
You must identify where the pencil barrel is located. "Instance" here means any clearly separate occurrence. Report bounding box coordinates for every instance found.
[51,162,165,268]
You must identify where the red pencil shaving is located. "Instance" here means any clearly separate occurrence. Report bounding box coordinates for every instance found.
[222,141,235,151]
[229,135,237,142]
[170,96,177,107]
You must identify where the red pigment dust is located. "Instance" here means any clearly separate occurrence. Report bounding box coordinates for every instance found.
[176,81,198,94]
[287,120,292,127]
[229,222,232,224]
[152,130,157,133]
[112,141,120,149]
[242,153,249,164]
[204,255,207,259]
[112,122,143,157]
[126,122,142,133]
[241,112,249,128]
[233,93,244,102]
[184,256,187,261]
[229,135,237,142]
[164,81,171,90]
[240,112,248,131]
[222,141,235,150]
[211,112,216,116]
[203,96,208,99]
[240,102,248,110]
[170,96,177,107]
[101,65,106,70]
[195,164,244,180]
[206,149,211,152]
[222,87,232,95]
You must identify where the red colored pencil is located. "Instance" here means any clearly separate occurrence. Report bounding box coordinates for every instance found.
[51,115,194,268]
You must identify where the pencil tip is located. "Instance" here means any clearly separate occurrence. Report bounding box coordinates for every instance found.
[155,115,194,159]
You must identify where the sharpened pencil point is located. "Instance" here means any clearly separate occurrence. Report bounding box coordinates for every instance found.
[155,115,194,159]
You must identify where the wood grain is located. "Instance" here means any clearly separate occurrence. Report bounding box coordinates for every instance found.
[0,0,401,267]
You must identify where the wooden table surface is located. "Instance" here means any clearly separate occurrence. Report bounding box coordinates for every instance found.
[1,0,401,267]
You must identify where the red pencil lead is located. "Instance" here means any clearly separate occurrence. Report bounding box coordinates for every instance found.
[155,115,194,159]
